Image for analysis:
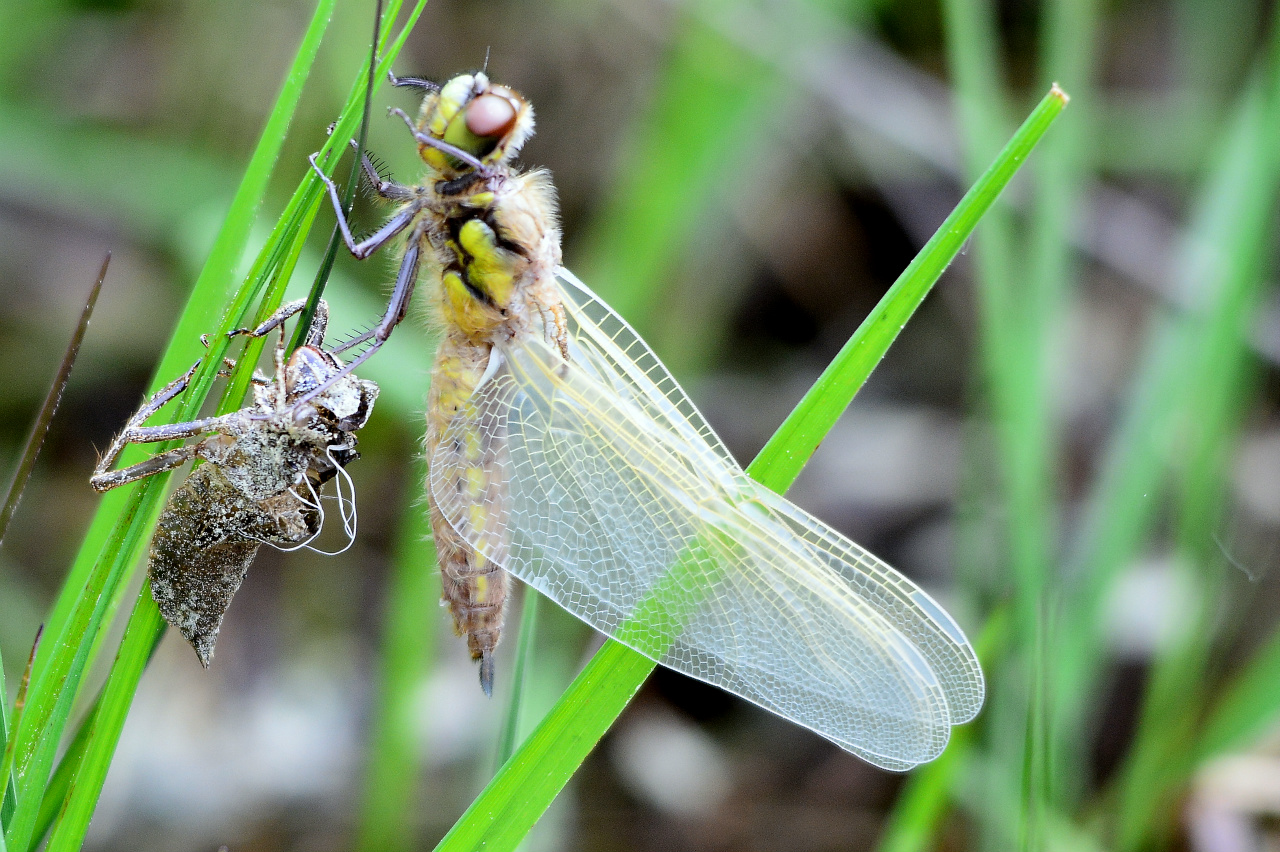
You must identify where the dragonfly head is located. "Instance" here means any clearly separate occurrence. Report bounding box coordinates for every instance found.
[416,72,534,174]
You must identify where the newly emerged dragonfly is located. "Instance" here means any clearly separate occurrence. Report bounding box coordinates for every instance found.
[92,300,378,666]
[311,71,983,769]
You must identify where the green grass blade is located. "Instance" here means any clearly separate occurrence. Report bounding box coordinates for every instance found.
[1013,0,1100,832]
[355,460,439,852]
[1110,89,1280,852]
[495,591,541,768]
[43,593,165,852]
[1197,626,1280,760]
[749,87,1068,493]
[3,1,340,845]
[30,699,95,849]
[28,5,431,847]
[430,85,1067,852]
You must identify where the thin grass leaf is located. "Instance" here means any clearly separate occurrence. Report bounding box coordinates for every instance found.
[42,595,165,852]
[430,85,1067,852]
[4,0,341,844]
[0,628,39,831]
[355,460,439,852]
[1026,0,1101,817]
[30,5,432,846]
[495,591,541,769]
[1196,620,1280,760]
[30,699,95,848]
[0,651,6,833]
[1100,24,1280,849]
[293,0,384,352]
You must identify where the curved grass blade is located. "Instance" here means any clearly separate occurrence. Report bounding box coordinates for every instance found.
[494,591,541,768]
[4,2,341,847]
[292,0,384,352]
[355,459,439,852]
[430,85,1069,852]
[31,6,431,849]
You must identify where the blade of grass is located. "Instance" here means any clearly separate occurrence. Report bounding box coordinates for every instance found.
[355,459,439,852]
[0,649,6,837]
[494,591,541,768]
[292,0,383,352]
[1030,0,1101,815]
[0,255,105,837]
[2,487,152,852]
[3,1,341,845]
[750,87,1066,491]
[42,591,165,852]
[1196,616,1280,760]
[1042,28,1280,846]
[1110,62,1280,845]
[31,5,431,846]
[0,629,39,831]
[430,85,1068,852]
[30,698,95,848]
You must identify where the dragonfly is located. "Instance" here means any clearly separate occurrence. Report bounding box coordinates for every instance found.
[92,299,378,666]
[309,71,983,769]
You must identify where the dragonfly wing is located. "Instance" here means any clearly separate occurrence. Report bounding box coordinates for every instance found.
[556,267,740,471]
[430,283,983,769]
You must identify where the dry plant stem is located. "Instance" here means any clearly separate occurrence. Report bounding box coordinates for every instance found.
[0,254,109,547]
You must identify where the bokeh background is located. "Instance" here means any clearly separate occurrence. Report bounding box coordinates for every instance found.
[3,0,1280,850]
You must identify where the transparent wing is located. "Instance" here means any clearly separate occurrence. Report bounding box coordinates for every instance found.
[430,272,984,769]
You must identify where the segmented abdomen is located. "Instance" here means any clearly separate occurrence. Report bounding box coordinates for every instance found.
[426,333,510,694]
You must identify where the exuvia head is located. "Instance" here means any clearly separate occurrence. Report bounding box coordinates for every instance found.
[415,71,534,174]
[284,345,338,398]
[282,345,379,431]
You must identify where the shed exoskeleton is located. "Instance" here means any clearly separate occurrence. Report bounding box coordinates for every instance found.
[91,299,379,665]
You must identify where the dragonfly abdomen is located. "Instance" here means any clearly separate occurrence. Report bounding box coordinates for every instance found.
[426,333,512,695]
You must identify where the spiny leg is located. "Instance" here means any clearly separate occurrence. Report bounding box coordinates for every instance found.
[308,153,419,259]
[227,299,309,340]
[91,359,203,479]
[346,140,417,202]
[388,108,490,173]
[90,408,231,492]
[387,71,438,92]
[90,444,201,492]
[226,298,333,353]
[329,233,423,355]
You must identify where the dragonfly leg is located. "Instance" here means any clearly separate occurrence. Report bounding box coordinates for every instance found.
[331,234,422,355]
[91,386,231,492]
[90,444,201,491]
[387,71,438,92]
[225,299,306,343]
[388,107,491,174]
[346,140,416,201]
[309,152,420,259]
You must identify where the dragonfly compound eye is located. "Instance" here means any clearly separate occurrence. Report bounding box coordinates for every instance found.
[441,94,523,163]
[465,94,518,140]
